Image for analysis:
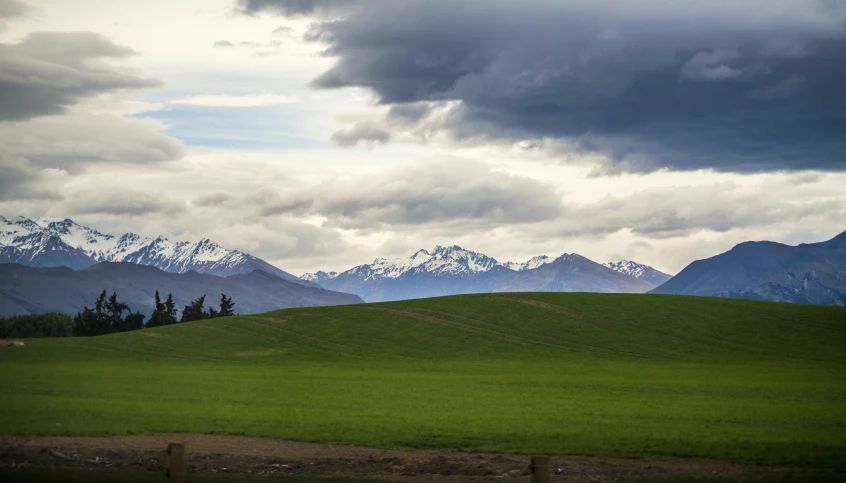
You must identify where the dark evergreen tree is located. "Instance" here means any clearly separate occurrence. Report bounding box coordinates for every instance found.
[148,291,179,327]
[219,293,235,317]
[155,290,164,313]
[89,290,110,335]
[73,308,98,336]
[123,311,146,332]
[164,293,178,321]
[207,307,220,318]
[76,290,111,336]
[147,290,167,327]
[73,290,143,336]
[94,290,107,316]
[180,295,208,323]
[105,292,129,334]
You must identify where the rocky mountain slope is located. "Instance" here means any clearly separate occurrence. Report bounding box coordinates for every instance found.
[0,262,362,318]
[303,245,662,302]
[650,230,846,306]
[0,216,306,284]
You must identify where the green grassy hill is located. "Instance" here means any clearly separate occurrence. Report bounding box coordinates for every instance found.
[1,293,844,467]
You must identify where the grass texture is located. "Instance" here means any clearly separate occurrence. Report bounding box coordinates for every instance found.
[1,293,844,468]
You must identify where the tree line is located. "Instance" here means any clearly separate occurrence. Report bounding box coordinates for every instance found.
[0,291,237,338]
[73,290,237,336]
[0,313,73,339]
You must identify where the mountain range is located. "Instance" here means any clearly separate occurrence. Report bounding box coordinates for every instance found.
[0,216,307,284]
[302,245,672,302]
[4,215,841,309]
[651,231,846,306]
[0,262,362,318]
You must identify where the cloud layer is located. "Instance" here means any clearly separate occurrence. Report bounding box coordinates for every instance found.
[2,0,844,278]
[0,0,30,19]
[0,31,161,121]
[241,0,846,173]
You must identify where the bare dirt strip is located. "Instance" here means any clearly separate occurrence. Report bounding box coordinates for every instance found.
[0,434,789,482]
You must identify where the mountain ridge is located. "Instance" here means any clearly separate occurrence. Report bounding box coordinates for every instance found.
[303,245,668,302]
[650,230,846,306]
[603,260,673,286]
[0,215,308,285]
[0,262,362,318]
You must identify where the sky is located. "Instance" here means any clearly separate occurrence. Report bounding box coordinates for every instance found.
[0,0,844,276]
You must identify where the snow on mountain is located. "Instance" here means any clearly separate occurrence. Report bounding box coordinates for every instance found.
[503,255,554,271]
[301,271,339,283]
[308,247,636,283]
[329,245,502,282]
[298,245,672,298]
[0,215,304,283]
[314,245,659,302]
[603,260,672,286]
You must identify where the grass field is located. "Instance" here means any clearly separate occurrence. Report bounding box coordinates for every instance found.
[1,293,844,468]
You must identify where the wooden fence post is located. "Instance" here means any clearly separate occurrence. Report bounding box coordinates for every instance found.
[530,455,550,483]
[168,442,186,483]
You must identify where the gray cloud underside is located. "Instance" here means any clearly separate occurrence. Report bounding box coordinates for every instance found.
[235,161,564,232]
[330,120,391,147]
[551,183,846,240]
[0,0,30,19]
[193,159,844,241]
[0,155,62,202]
[0,112,186,170]
[242,0,846,173]
[63,189,185,216]
[0,31,161,121]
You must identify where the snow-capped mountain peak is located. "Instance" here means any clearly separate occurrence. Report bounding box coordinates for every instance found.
[503,255,554,271]
[301,270,339,283]
[0,215,303,284]
[307,246,665,302]
[425,245,499,274]
[314,246,581,283]
[297,245,672,295]
[604,259,649,278]
[327,245,502,282]
[603,259,672,286]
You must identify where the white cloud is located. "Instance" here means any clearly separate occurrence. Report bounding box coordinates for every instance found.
[168,93,301,107]
[0,108,185,170]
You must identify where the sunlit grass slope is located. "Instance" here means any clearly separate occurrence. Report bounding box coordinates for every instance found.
[1,293,844,467]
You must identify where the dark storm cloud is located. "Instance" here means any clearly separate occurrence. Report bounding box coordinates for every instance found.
[0,31,161,121]
[240,0,846,173]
